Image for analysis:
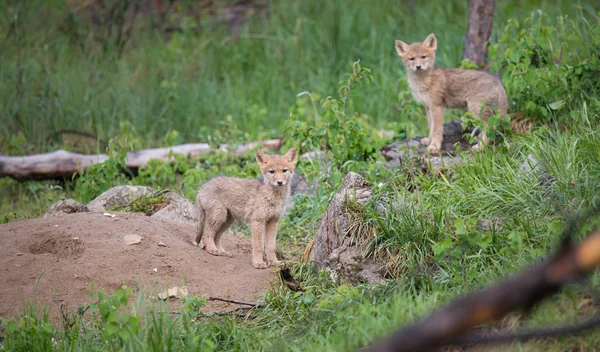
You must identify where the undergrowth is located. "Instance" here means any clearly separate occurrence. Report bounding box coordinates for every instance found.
[1,2,600,352]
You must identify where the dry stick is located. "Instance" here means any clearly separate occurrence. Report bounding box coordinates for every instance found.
[365,229,600,352]
[207,297,258,307]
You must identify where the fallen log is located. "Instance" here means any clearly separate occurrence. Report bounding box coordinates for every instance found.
[364,224,600,352]
[0,138,282,181]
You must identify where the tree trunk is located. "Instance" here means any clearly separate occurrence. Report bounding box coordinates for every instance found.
[463,0,496,67]
[0,138,282,181]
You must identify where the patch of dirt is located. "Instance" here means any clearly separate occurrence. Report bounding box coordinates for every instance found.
[0,212,277,319]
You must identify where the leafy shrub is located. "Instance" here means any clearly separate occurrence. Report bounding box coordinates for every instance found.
[489,12,600,124]
[286,61,392,192]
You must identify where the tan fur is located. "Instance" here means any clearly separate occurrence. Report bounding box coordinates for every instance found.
[395,33,508,153]
[194,148,299,269]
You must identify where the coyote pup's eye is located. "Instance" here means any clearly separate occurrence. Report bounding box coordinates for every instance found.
[421,55,427,59]
[269,170,275,174]
[282,169,288,173]
[409,57,415,61]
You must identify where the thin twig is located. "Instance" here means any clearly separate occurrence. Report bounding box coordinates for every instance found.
[207,297,257,307]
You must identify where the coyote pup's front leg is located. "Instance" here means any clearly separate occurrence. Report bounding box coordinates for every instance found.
[426,106,444,154]
[251,219,267,269]
[265,219,282,266]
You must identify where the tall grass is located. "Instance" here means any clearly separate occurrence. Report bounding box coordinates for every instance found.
[2,1,600,350]
[0,0,595,152]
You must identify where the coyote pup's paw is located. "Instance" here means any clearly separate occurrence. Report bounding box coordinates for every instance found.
[204,247,220,256]
[426,143,440,155]
[420,137,431,146]
[253,259,268,269]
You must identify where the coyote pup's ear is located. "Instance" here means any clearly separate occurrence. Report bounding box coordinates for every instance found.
[255,151,270,165]
[395,40,408,57]
[284,148,298,166]
[423,33,437,50]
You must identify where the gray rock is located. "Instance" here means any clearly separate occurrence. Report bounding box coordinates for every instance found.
[87,185,154,212]
[380,120,475,170]
[44,199,89,218]
[519,154,555,185]
[307,172,386,285]
[151,191,198,225]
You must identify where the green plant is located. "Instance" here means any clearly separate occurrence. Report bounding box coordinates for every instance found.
[432,218,493,288]
[286,61,388,191]
[87,285,140,344]
[109,190,169,216]
[74,140,130,203]
[489,12,600,124]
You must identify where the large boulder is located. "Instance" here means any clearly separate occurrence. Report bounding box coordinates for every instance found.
[151,191,197,225]
[381,120,475,169]
[87,185,154,212]
[45,186,198,226]
[307,172,386,285]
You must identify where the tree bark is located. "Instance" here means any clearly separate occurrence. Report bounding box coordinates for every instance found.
[0,138,282,181]
[463,0,496,67]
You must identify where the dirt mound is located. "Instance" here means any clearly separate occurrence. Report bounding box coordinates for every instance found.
[0,212,277,319]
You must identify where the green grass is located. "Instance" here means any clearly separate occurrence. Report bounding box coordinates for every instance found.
[2,0,600,351]
[1,0,596,151]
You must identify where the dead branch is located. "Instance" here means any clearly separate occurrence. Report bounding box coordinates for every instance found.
[0,138,282,181]
[207,297,258,307]
[365,229,600,352]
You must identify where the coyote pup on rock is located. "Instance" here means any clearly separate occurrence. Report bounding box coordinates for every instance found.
[395,33,508,154]
[194,148,298,269]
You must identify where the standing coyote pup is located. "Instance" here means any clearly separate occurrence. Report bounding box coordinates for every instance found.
[395,33,508,154]
[194,148,298,269]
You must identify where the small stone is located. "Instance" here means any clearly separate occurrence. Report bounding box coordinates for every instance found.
[123,234,143,245]
[54,225,58,227]
[103,212,116,218]
[72,237,79,240]
[16,252,23,256]
[158,241,167,247]
[158,286,189,300]
[153,267,158,273]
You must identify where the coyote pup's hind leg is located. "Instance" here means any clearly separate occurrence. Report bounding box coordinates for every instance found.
[214,215,234,257]
[194,199,206,247]
[202,203,228,256]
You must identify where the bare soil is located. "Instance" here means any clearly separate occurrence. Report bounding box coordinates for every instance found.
[0,212,277,319]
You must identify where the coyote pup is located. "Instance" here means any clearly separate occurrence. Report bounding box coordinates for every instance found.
[194,148,298,269]
[395,33,508,153]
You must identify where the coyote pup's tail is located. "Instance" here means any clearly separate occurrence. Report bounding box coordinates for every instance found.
[194,198,206,248]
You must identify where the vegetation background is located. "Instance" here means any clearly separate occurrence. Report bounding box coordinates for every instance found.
[1,0,600,351]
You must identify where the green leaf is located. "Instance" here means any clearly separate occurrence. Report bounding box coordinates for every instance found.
[548,100,564,110]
